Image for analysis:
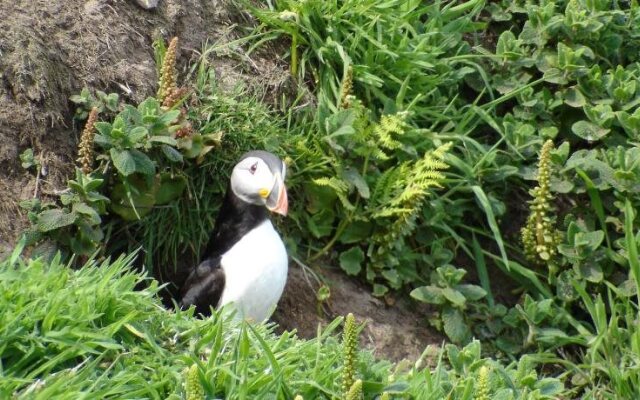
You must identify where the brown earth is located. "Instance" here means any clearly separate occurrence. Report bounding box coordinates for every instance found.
[273,264,444,362]
[0,0,442,362]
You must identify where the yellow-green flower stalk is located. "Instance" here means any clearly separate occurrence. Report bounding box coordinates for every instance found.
[475,365,490,400]
[345,379,363,400]
[185,364,204,400]
[340,65,354,109]
[341,313,358,398]
[521,139,562,266]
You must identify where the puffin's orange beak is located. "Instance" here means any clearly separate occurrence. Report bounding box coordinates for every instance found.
[266,173,288,216]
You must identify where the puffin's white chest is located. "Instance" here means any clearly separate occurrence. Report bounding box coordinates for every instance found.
[218,220,288,322]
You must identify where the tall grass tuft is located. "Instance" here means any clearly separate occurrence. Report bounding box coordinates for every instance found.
[0,247,570,398]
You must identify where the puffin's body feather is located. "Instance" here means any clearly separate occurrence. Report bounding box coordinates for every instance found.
[180,151,288,322]
[218,219,287,321]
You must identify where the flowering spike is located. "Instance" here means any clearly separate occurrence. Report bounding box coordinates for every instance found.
[341,313,359,398]
[185,364,204,400]
[521,139,562,265]
[475,365,490,400]
[77,107,98,174]
[345,379,363,400]
[340,65,354,109]
[158,37,178,103]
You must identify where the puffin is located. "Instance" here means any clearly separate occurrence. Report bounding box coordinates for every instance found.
[180,150,289,322]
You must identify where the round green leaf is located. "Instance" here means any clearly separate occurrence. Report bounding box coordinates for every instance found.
[372,284,388,297]
[155,174,187,205]
[563,87,586,107]
[456,284,487,301]
[442,287,466,307]
[110,149,136,176]
[442,306,471,344]
[410,286,444,305]
[36,209,77,232]
[129,150,155,176]
[339,246,364,276]
[571,120,610,142]
[161,144,183,163]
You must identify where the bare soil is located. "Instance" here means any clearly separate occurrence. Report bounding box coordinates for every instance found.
[273,264,444,362]
[0,0,286,253]
[0,0,443,361]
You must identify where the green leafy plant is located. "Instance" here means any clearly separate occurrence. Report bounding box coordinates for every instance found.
[305,89,452,293]
[92,96,184,220]
[23,168,109,258]
[247,0,484,118]
[411,265,486,344]
[19,148,40,171]
[70,87,119,120]
[22,37,223,261]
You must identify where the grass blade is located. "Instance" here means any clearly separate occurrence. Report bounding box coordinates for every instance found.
[471,185,510,272]
[624,199,640,301]
[472,233,494,307]
[577,168,610,249]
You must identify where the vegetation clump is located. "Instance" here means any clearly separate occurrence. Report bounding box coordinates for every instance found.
[0,252,566,398]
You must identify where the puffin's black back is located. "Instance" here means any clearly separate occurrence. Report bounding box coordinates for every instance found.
[202,185,268,259]
[180,185,269,315]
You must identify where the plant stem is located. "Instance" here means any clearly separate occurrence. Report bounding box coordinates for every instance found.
[309,217,350,262]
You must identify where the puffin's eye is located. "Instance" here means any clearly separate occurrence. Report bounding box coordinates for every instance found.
[249,162,258,174]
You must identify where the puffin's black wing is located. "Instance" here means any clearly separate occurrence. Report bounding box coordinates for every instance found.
[180,257,225,316]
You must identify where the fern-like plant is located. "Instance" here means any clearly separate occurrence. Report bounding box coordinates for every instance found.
[308,88,451,293]
[368,142,451,289]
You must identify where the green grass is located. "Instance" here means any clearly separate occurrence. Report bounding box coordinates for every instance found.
[1,249,571,399]
[11,0,640,398]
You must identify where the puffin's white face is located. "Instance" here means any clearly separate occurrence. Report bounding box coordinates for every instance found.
[230,154,288,215]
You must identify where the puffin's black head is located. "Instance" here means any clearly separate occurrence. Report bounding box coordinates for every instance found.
[230,150,288,216]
